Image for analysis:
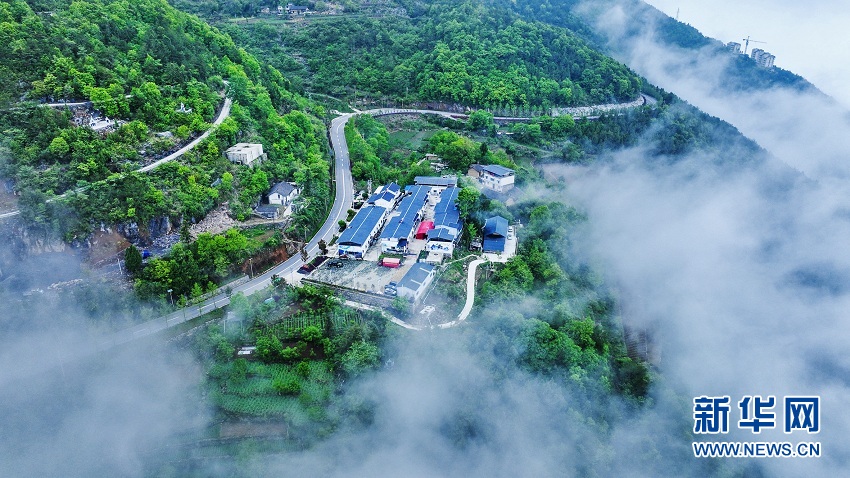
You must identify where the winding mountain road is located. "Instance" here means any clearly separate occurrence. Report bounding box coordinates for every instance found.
[0,97,233,220]
[97,111,358,348]
[88,98,655,347]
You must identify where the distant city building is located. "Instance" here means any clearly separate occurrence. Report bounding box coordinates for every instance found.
[751,48,776,68]
[225,143,265,167]
[726,42,742,54]
[397,263,437,304]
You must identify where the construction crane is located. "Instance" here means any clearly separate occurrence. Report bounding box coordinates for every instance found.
[742,36,766,55]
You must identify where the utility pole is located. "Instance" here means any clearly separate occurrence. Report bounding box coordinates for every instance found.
[249,257,254,278]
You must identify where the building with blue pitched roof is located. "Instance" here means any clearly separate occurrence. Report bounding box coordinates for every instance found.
[397,263,437,303]
[483,216,508,253]
[379,185,429,253]
[337,205,388,258]
[425,187,463,257]
[367,182,402,209]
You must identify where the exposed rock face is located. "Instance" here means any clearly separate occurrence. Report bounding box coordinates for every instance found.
[117,221,142,244]
[117,216,175,246]
[0,219,67,256]
[148,216,172,240]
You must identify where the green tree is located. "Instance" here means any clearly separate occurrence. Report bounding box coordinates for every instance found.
[391,296,411,317]
[566,317,596,350]
[468,109,494,131]
[301,325,323,343]
[340,341,380,377]
[273,377,302,396]
[457,186,480,219]
[124,245,143,275]
[48,136,70,157]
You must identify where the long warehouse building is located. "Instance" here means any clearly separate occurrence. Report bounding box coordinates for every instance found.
[426,187,462,257]
[379,185,430,253]
[337,205,388,259]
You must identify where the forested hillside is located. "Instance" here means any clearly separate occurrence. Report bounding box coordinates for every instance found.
[225,0,642,109]
[0,1,802,476]
[507,0,816,94]
[0,0,330,242]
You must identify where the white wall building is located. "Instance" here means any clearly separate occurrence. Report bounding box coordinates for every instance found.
[469,164,515,192]
[268,181,298,206]
[226,143,265,167]
[751,48,776,68]
[366,182,402,209]
[397,263,437,304]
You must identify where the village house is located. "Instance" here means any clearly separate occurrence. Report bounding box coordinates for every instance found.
[285,3,309,15]
[468,164,515,192]
[424,187,462,260]
[254,205,280,220]
[267,181,298,207]
[337,206,388,259]
[225,143,266,167]
[482,215,508,253]
[366,182,402,209]
[397,263,437,304]
[379,185,429,254]
[413,175,458,194]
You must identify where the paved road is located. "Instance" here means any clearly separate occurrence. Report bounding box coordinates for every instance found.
[0,97,233,221]
[439,259,486,329]
[138,98,232,173]
[98,112,358,348]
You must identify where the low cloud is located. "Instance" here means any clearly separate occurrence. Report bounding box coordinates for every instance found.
[0,263,209,477]
[552,3,850,474]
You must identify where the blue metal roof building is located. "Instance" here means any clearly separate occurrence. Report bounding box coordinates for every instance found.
[337,205,387,258]
[367,182,401,208]
[425,187,463,258]
[414,176,458,188]
[431,187,461,233]
[379,185,430,252]
[397,263,437,303]
[367,190,397,205]
[483,216,508,253]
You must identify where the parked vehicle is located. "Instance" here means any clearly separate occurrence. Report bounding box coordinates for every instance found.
[384,281,398,296]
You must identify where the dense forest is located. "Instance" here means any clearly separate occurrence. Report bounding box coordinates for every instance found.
[223,0,642,109]
[0,0,331,243]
